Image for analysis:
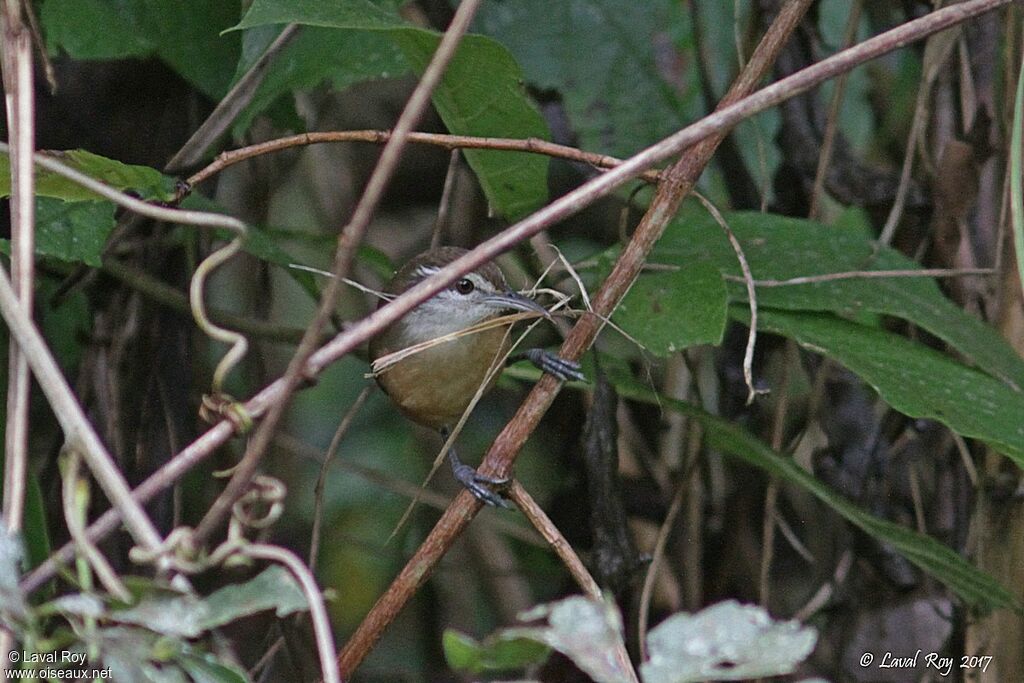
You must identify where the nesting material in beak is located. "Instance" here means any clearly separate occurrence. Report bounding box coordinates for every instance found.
[484,291,552,320]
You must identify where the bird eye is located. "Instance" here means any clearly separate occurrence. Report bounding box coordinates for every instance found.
[454,278,475,295]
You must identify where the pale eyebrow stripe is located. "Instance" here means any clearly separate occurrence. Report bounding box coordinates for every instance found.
[413,265,440,279]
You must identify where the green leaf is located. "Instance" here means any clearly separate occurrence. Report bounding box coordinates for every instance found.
[443,629,550,675]
[176,652,248,683]
[237,227,321,302]
[749,308,1024,469]
[40,0,241,98]
[233,0,550,219]
[475,0,701,158]
[0,149,176,203]
[501,597,634,683]
[612,261,726,354]
[34,199,116,267]
[196,565,308,631]
[114,566,308,638]
[391,30,549,218]
[604,363,1018,611]
[233,0,404,30]
[641,601,817,683]
[630,204,1024,389]
[232,26,407,136]
[113,593,205,638]
[95,626,188,683]
[39,0,153,58]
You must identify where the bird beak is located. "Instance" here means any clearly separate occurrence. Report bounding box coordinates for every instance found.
[484,290,552,320]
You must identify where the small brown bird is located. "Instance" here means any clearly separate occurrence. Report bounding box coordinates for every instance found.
[369,246,583,506]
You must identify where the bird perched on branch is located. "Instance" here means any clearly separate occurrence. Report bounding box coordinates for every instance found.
[369,246,584,507]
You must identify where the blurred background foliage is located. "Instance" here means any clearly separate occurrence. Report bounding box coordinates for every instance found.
[2,0,1023,681]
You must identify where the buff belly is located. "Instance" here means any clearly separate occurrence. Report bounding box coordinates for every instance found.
[372,325,512,429]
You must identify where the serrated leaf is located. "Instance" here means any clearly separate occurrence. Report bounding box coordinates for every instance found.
[233,0,550,219]
[641,601,816,683]
[612,261,726,354]
[0,149,176,203]
[443,630,550,675]
[604,363,1017,611]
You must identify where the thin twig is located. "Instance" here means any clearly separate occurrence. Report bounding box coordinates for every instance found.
[60,448,132,603]
[1,0,34,544]
[724,266,995,287]
[878,23,961,245]
[508,484,638,683]
[759,341,796,608]
[694,192,762,403]
[431,150,461,249]
[187,130,663,189]
[242,544,340,683]
[793,550,854,621]
[165,24,303,173]
[809,0,862,220]
[309,386,372,568]
[637,469,688,659]
[508,482,601,599]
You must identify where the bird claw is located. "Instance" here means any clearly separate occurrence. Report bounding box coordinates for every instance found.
[452,463,512,508]
[524,348,586,382]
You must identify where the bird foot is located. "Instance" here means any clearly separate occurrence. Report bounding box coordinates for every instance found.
[514,348,585,382]
[447,446,512,508]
